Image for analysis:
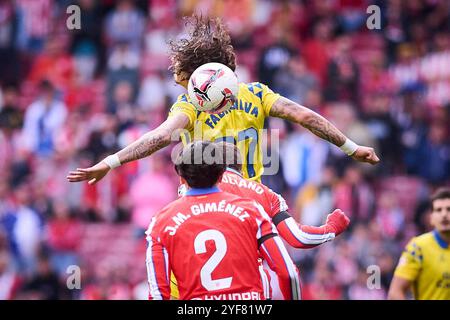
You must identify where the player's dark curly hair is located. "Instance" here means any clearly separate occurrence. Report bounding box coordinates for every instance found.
[175,141,227,189]
[169,15,236,81]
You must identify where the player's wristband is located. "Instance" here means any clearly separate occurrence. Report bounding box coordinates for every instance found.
[102,154,121,169]
[340,138,359,156]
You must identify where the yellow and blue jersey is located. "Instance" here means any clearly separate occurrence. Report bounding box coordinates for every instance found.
[394,230,450,300]
[168,82,280,181]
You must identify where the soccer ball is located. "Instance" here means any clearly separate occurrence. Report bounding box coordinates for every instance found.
[188,62,239,114]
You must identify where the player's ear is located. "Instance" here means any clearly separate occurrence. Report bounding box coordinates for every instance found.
[180,176,187,185]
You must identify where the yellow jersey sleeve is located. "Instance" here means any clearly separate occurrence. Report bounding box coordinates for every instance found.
[168,94,197,131]
[170,271,179,300]
[261,83,280,116]
[246,82,280,116]
[394,238,423,281]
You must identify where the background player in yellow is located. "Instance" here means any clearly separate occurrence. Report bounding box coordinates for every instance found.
[67,15,379,184]
[388,188,450,300]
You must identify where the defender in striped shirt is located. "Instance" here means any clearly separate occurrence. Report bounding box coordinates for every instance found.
[146,141,301,300]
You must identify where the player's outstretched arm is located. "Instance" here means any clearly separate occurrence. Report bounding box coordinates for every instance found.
[67,113,190,184]
[273,209,350,249]
[269,96,380,165]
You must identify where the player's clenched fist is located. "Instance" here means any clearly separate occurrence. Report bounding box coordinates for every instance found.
[325,209,350,236]
[351,146,380,165]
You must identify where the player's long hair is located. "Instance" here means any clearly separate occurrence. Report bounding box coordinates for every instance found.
[169,14,236,81]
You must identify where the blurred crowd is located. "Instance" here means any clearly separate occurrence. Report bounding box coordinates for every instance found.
[0,0,449,300]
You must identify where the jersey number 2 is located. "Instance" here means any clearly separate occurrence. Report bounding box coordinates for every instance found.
[194,229,233,291]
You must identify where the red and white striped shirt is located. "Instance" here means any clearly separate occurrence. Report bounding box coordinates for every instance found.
[146,187,300,300]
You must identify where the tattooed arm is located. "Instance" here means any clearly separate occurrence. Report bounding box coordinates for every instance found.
[270,96,346,146]
[270,96,380,164]
[117,114,189,164]
[67,113,190,184]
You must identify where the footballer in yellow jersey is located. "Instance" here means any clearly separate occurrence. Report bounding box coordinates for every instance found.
[389,188,450,300]
[168,82,279,180]
[68,15,379,185]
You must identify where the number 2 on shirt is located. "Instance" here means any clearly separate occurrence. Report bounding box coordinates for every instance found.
[194,229,233,291]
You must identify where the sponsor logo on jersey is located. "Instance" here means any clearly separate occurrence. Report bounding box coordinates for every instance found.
[191,291,262,300]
